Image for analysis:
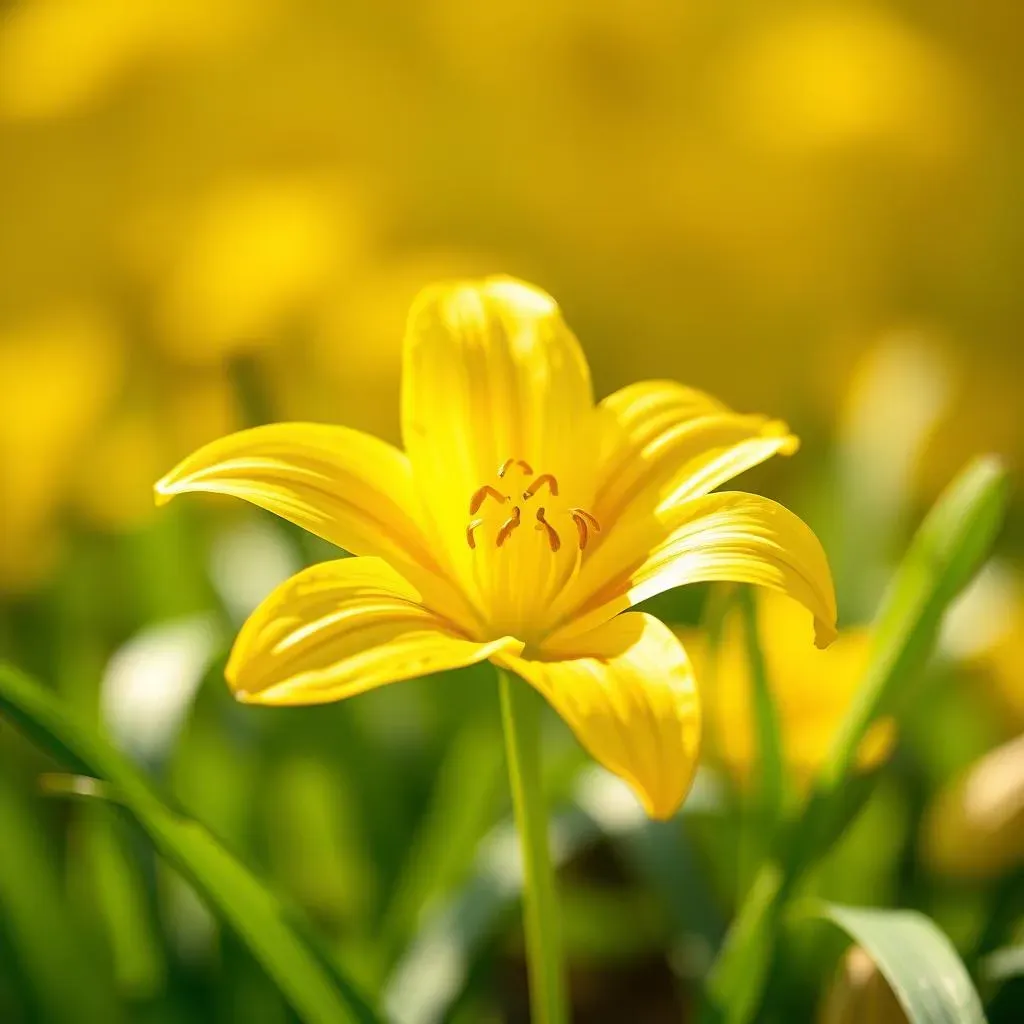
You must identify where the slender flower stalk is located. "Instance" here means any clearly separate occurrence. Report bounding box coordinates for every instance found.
[499,670,567,1024]
[156,276,837,1007]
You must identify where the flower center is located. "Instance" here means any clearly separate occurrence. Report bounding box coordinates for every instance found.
[465,457,601,553]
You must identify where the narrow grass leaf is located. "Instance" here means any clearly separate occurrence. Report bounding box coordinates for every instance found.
[0,769,121,1022]
[0,661,380,1024]
[808,902,987,1024]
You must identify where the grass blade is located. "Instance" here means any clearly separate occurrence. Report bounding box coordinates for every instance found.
[0,661,380,1024]
[809,902,987,1024]
[702,455,1010,1024]
[0,768,121,1022]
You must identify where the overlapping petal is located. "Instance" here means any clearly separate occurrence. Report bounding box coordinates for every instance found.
[401,277,596,603]
[154,422,470,623]
[551,491,837,648]
[498,612,701,819]
[227,557,522,705]
[593,380,798,528]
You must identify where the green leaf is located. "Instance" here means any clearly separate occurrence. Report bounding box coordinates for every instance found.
[0,661,380,1024]
[982,946,1024,982]
[735,587,786,896]
[702,456,1010,1024]
[739,587,786,828]
[0,768,121,1022]
[807,902,987,1024]
[792,456,1009,875]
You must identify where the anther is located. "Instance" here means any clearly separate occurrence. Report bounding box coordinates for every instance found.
[570,508,601,532]
[570,509,601,550]
[466,517,484,549]
[469,484,508,515]
[523,473,559,500]
[535,508,561,552]
[497,458,534,478]
[495,506,522,547]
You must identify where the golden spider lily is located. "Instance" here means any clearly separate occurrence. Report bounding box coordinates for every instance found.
[682,591,892,786]
[155,277,837,819]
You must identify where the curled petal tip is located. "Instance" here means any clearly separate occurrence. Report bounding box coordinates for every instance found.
[814,618,839,650]
[153,479,174,507]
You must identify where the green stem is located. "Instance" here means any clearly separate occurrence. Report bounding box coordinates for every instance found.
[498,670,568,1024]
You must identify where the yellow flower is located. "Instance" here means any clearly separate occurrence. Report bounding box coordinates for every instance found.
[684,591,892,785]
[155,277,836,819]
[922,733,1024,881]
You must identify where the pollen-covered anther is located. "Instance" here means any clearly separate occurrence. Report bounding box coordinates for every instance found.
[534,507,561,552]
[498,457,533,478]
[495,506,522,547]
[469,484,509,515]
[466,517,484,549]
[570,508,601,550]
[523,473,558,500]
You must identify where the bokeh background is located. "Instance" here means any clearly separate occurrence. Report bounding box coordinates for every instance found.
[0,1,1021,1021]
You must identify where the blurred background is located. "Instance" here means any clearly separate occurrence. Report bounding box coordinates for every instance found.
[0,0,1021,1021]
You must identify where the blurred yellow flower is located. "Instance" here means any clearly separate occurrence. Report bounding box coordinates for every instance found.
[684,590,892,785]
[718,7,969,163]
[0,309,121,591]
[156,277,836,819]
[0,0,278,119]
[922,733,1024,881]
[157,176,359,364]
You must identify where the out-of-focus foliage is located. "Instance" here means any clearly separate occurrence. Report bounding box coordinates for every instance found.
[0,0,1021,1021]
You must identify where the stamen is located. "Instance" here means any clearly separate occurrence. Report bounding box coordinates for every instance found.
[497,458,534,478]
[535,508,561,552]
[523,473,559,500]
[570,509,601,550]
[466,517,484,549]
[495,506,522,547]
[469,484,508,515]
[570,508,601,532]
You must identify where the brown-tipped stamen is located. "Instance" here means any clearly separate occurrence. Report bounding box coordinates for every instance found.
[570,512,589,550]
[469,484,509,515]
[466,517,485,549]
[523,473,558,500]
[496,506,522,547]
[497,457,534,478]
[570,507,601,533]
[535,507,561,552]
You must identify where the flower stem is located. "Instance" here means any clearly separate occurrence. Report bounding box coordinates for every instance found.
[498,669,568,1024]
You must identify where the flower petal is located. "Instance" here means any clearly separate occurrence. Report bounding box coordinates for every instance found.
[593,380,798,528]
[401,277,596,599]
[498,612,701,820]
[155,423,469,623]
[552,492,837,649]
[228,557,522,705]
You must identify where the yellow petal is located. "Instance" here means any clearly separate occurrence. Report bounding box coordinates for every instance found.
[401,277,596,601]
[228,557,522,705]
[154,422,468,624]
[554,491,837,649]
[594,379,798,527]
[498,613,701,820]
